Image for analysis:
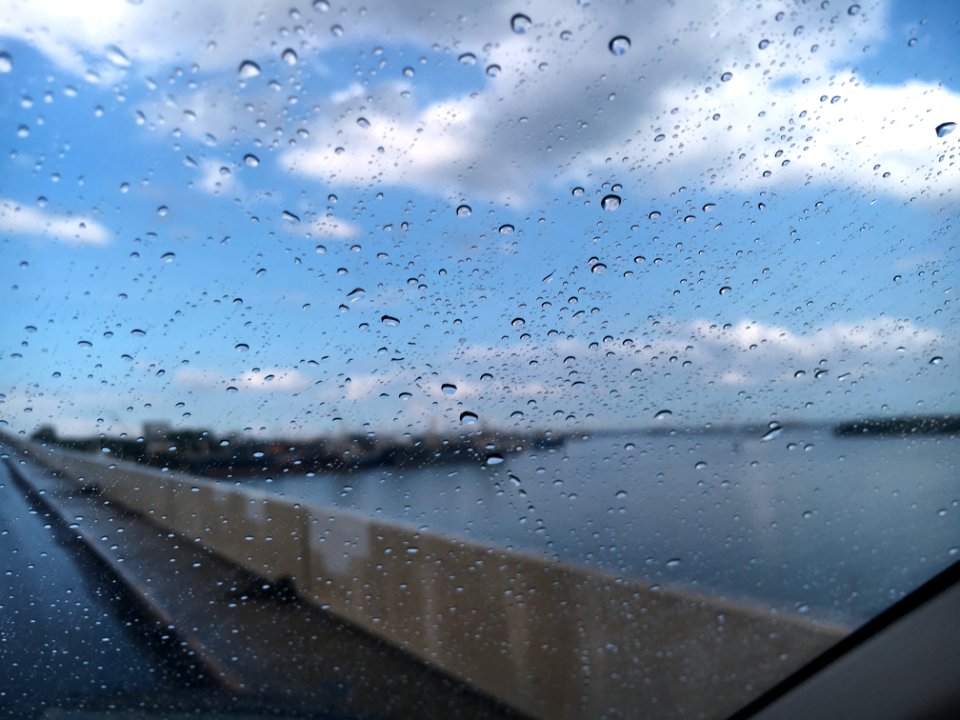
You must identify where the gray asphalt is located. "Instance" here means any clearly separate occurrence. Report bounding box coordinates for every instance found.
[0,453,201,718]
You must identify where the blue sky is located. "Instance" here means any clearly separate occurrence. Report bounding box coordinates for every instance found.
[1,0,957,439]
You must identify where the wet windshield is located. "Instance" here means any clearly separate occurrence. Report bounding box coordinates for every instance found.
[1,1,958,718]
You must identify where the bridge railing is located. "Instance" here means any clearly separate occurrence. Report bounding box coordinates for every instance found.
[15,440,846,720]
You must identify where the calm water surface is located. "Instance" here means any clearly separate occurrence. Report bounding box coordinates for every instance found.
[244,427,960,624]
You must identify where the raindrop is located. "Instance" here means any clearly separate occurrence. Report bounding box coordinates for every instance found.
[654,133,666,142]
[695,461,707,470]
[591,263,607,274]
[238,60,261,79]
[719,286,732,295]
[654,409,673,420]
[907,37,918,47]
[282,48,298,65]
[485,64,501,77]
[399,391,412,400]
[77,340,93,348]
[381,315,400,327]
[601,194,621,211]
[720,71,733,82]
[0,52,11,73]
[456,204,472,217]
[460,411,479,424]
[608,35,631,56]
[130,328,146,337]
[402,66,415,77]
[226,386,238,394]
[156,205,169,217]
[330,24,344,37]
[243,153,260,167]
[761,423,783,441]
[510,13,532,34]
[160,252,176,262]
[702,203,716,212]
[104,45,131,68]
[235,343,249,352]
[282,210,301,223]
[847,4,861,15]
[929,356,943,365]
[758,39,770,50]
[457,52,477,65]
[665,558,681,569]
[498,223,514,235]
[571,186,585,197]
[312,0,329,10]
[615,490,627,500]
[356,116,370,128]
[935,122,956,138]
[648,210,661,220]
[486,454,504,466]
[440,383,458,396]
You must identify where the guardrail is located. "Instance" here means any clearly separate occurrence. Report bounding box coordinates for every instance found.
[15,441,846,720]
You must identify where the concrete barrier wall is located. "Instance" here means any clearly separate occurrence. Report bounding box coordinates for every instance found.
[25,443,846,720]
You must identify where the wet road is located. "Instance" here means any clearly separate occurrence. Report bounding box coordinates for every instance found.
[0,455,197,718]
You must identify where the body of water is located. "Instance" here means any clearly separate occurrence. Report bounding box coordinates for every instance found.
[243,427,959,625]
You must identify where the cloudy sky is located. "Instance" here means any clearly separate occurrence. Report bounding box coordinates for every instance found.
[0,0,957,439]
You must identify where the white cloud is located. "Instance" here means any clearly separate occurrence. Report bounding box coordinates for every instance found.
[8,0,953,207]
[0,198,110,245]
[174,367,312,393]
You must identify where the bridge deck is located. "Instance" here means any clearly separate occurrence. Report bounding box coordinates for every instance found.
[2,450,524,719]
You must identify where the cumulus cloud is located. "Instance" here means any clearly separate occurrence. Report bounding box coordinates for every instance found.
[174,366,312,392]
[0,198,111,245]
[6,0,954,206]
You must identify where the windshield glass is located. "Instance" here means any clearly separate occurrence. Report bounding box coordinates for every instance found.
[1,1,958,718]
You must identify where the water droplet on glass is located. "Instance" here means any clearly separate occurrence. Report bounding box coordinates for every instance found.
[356,116,370,128]
[694,461,707,470]
[654,409,673,420]
[665,558,681,568]
[282,48,298,65]
[381,315,400,327]
[235,343,249,352]
[156,205,169,217]
[398,391,413,400]
[719,286,731,296]
[485,64,501,77]
[758,39,770,50]
[282,210,300,223]
[486,454,504,466]
[510,13,532,34]
[761,423,783,441]
[226,386,238,394]
[608,35,631,56]
[312,0,330,10]
[847,3,861,15]
[441,383,457,395]
[104,45,131,68]
[160,252,176,263]
[330,24,344,37]
[457,52,476,65]
[935,122,956,138]
[238,60,261,79]
[0,52,12,73]
[929,356,943,365]
[456,204,472,217]
[130,328,146,337]
[648,210,661,220]
[907,37,917,47]
[601,194,621,211]
[77,340,93,348]
[460,411,479,424]
[243,153,260,167]
[498,223,514,235]
[591,263,607,274]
